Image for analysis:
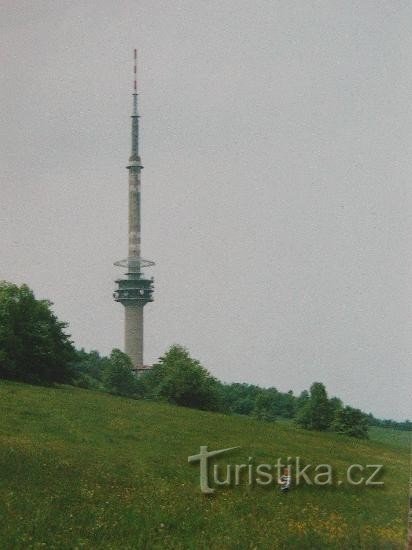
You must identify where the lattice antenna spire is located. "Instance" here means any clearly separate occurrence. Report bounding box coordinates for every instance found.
[134,49,137,87]
[131,49,139,156]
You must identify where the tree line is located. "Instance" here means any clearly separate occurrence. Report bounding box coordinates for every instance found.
[65,345,396,439]
[1,281,410,439]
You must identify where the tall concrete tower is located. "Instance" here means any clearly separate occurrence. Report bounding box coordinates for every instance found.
[113,50,154,371]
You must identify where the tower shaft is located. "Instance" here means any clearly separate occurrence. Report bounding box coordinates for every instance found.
[128,168,140,259]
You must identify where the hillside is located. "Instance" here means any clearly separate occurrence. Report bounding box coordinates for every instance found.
[0,381,409,549]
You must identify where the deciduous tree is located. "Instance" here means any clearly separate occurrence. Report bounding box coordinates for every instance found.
[0,281,75,384]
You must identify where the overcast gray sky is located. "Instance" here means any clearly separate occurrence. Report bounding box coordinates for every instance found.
[1,1,411,420]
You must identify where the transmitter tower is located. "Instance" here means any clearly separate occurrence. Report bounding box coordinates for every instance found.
[113,50,154,371]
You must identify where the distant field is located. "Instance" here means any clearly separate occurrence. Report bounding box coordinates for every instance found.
[369,426,411,450]
[0,381,409,549]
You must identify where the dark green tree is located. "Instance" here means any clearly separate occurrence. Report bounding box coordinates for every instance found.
[231,396,256,415]
[296,382,333,431]
[103,349,142,397]
[144,345,222,411]
[253,389,278,422]
[333,406,369,439]
[71,348,111,390]
[0,281,75,384]
[220,383,262,415]
[296,389,310,409]
[329,396,343,416]
[278,390,296,418]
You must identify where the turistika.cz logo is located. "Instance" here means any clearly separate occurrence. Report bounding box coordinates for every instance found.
[188,446,384,494]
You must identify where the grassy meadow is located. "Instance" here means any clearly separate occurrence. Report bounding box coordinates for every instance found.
[0,381,409,549]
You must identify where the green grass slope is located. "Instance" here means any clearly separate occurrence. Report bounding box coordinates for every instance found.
[0,381,409,549]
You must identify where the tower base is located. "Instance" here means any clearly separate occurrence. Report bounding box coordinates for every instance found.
[124,304,144,368]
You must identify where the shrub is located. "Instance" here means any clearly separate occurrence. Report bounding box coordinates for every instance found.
[333,406,369,439]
